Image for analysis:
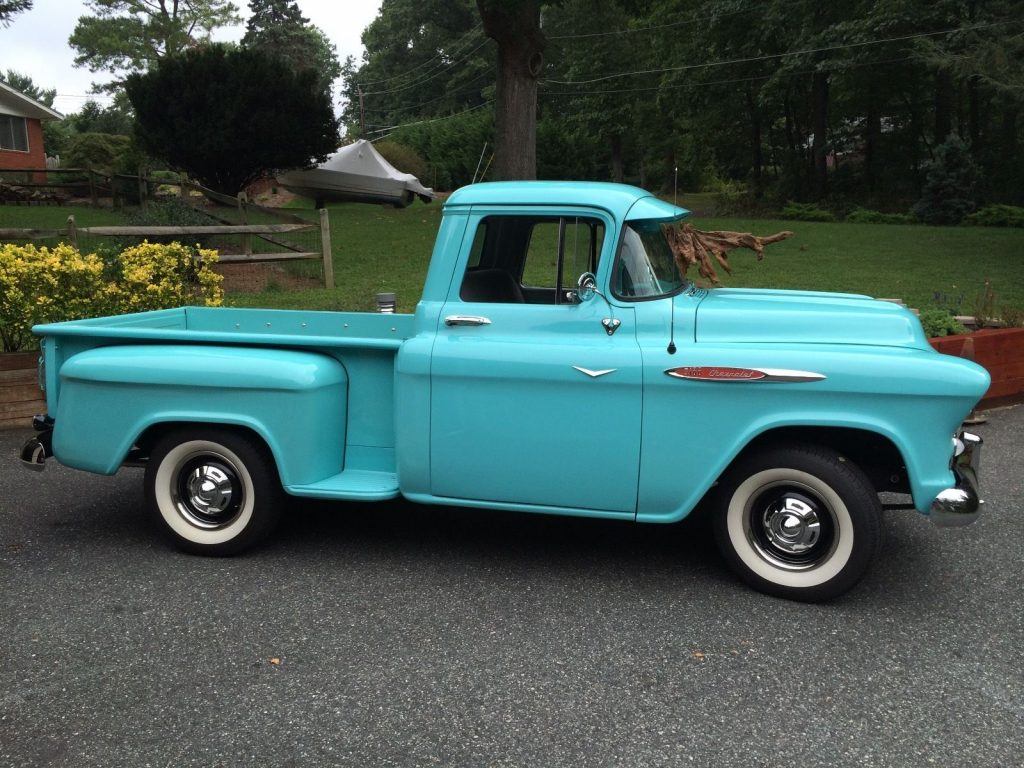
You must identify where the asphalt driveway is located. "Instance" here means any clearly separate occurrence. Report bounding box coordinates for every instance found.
[1,407,1022,767]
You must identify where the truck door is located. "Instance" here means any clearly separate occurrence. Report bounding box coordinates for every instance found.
[429,208,643,514]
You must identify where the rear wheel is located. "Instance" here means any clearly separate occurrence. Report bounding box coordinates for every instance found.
[712,444,882,602]
[144,427,283,556]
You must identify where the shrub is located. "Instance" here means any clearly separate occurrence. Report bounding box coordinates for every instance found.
[124,199,216,245]
[919,307,967,338]
[963,204,1024,228]
[374,141,430,185]
[65,132,132,172]
[0,242,223,352]
[780,201,836,222]
[845,208,917,225]
[912,135,980,225]
[0,243,109,352]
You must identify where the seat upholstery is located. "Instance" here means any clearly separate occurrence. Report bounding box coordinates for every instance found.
[460,268,525,303]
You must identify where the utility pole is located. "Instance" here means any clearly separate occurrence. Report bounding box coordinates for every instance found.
[358,86,365,137]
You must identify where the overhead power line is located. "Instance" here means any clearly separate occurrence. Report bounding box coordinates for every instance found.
[543,20,1015,86]
[360,73,492,117]
[367,100,494,142]
[541,55,916,97]
[546,0,766,40]
[362,38,493,96]
[356,25,485,92]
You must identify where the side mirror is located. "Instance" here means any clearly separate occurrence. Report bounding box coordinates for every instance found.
[574,272,598,303]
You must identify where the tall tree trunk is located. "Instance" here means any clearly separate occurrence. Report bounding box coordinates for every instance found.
[610,133,624,182]
[967,75,981,149]
[811,71,829,198]
[934,68,954,143]
[745,85,763,198]
[864,103,882,195]
[477,1,544,181]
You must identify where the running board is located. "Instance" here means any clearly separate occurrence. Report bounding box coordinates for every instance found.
[285,469,399,501]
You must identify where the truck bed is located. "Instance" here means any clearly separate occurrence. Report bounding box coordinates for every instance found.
[34,307,416,498]
[34,306,415,350]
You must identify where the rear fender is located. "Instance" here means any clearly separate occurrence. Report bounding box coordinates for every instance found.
[52,345,347,486]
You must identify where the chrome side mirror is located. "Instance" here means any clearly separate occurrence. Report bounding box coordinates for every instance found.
[574,272,598,303]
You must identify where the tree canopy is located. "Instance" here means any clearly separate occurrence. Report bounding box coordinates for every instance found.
[343,0,1024,209]
[125,44,339,194]
[70,0,241,88]
[1,70,55,106]
[0,0,31,26]
[241,0,340,95]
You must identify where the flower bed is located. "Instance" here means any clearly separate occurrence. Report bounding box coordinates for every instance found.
[930,328,1024,407]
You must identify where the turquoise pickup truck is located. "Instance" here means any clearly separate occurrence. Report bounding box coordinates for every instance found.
[20,181,988,601]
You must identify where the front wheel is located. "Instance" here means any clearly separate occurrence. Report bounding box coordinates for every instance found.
[144,427,283,556]
[712,444,882,602]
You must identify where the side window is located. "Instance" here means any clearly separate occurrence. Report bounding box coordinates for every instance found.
[459,214,606,304]
[466,220,487,269]
[521,221,561,288]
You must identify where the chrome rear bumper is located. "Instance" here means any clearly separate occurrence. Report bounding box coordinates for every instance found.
[19,415,53,472]
[929,431,983,527]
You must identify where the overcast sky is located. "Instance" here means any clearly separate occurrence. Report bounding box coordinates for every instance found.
[0,0,383,115]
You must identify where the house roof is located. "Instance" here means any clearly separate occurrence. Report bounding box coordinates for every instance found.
[444,181,689,222]
[0,80,63,121]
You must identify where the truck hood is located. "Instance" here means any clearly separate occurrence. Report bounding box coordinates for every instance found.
[695,287,930,349]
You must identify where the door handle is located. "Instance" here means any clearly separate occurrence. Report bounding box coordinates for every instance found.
[445,315,492,327]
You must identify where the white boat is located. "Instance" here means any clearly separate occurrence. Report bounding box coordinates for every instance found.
[277,139,435,208]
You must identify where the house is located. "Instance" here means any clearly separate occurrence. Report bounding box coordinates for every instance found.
[0,80,63,171]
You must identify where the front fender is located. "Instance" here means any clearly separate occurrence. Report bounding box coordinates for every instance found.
[636,344,989,522]
[52,345,347,486]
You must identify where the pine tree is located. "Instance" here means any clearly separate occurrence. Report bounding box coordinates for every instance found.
[241,0,340,96]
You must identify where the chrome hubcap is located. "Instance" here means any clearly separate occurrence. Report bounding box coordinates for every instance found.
[745,482,838,571]
[171,453,244,530]
[763,496,821,554]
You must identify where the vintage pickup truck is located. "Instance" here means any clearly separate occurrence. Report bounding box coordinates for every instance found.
[19,181,988,601]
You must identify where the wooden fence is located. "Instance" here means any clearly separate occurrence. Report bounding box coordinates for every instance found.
[0,210,335,289]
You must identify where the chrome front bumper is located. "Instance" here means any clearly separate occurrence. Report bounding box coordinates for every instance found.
[929,431,983,527]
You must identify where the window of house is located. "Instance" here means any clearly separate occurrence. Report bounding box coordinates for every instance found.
[459,215,605,304]
[0,114,29,152]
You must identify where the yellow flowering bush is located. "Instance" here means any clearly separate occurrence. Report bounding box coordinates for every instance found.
[113,241,224,314]
[0,241,223,352]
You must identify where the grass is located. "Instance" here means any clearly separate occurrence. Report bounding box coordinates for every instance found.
[4,197,1023,315]
[0,204,128,229]
[231,195,1024,315]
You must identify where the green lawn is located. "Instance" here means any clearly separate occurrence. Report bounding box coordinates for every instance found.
[0,205,128,229]
[4,199,1022,315]
[232,196,1024,315]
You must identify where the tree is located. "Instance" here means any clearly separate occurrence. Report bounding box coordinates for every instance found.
[241,0,340,95]
[476,0,545,180]
[0,0,31,26]
[69,0,241,88]
[125,44,339,193]
[66,98,135,135]
[912,135,980,225]
[1,70,55,106]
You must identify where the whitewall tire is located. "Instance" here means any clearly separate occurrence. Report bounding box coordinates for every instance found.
[145,427,283,555]
[712,444,882,601]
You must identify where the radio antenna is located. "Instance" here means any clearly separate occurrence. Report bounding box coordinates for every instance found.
[667,295,677,354]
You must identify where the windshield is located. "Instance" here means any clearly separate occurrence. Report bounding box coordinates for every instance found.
[611,221,686,300]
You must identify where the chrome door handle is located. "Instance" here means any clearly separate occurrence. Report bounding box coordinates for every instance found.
[445,315,492,327]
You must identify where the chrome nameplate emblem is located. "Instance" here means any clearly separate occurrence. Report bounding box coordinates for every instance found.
[665,366,825,383]
[573,366,616,378]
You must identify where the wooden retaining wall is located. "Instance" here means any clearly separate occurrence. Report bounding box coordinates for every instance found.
[930,328,1024,408]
